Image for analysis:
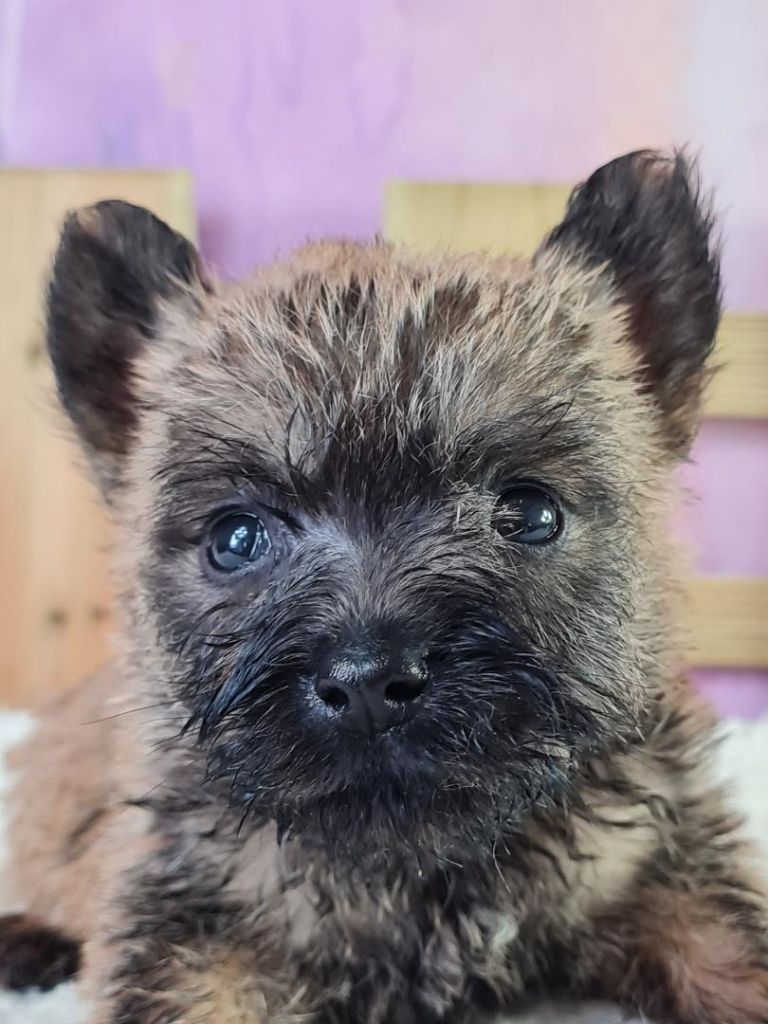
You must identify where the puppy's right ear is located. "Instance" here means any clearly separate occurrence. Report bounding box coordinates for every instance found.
[47,201,211,494]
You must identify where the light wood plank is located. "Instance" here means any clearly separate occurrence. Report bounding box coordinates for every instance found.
[385,180,573,258]
[706,314,768,419]
[687,577,768,669]
[385,181,768,420]
[0,170,195,707]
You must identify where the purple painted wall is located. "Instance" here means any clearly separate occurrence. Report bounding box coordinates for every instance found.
[1,0,766,713]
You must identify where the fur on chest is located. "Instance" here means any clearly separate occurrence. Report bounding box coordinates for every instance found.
[141,790,662,1023]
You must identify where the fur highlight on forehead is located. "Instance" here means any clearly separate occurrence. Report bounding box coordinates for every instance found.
[171,240,634,418]
[141,238,653,492]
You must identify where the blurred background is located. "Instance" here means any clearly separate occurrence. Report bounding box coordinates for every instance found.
[0,0,766,716]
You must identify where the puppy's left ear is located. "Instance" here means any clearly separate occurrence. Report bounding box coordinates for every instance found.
[537,150,721,455]
[47,201,211,494]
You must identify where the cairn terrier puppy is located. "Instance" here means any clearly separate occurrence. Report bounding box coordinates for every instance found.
[2,150,767,1024]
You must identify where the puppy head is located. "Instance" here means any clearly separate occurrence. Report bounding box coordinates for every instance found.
[47,152,720,862]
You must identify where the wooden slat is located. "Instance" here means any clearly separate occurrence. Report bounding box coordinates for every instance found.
[0,170,195,708]
[385,181,768,420]
[706,315,768,419]
[687,577,768,669]
[385,181,573,258]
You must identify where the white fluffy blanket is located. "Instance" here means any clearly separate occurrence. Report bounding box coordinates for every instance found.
[2,708,767,1024]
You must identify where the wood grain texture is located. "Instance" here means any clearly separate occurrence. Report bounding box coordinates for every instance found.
[0,170,195,707]
[707,315,768,419]
[687,578,768,670]
[385,181,768,421]
[385,181,573,259]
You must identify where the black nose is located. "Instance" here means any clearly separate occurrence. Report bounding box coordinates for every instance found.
[312,646,428,736]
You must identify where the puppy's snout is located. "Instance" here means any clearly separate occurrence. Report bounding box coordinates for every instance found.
[312,643,428,736]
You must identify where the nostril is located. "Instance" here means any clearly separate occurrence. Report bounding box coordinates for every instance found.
[384,676,427,705]
[314,680,350,712]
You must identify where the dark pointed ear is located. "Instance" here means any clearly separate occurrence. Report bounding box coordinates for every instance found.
[47,200,211,494]
[537,150,721,455]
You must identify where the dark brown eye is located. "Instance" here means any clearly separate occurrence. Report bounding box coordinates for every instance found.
[207,513,272,572]
[495,484,562,544]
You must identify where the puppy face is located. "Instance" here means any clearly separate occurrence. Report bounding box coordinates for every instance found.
[47,152,720,860]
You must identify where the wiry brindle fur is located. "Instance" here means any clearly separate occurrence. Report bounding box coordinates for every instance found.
[3,151,768,1023]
